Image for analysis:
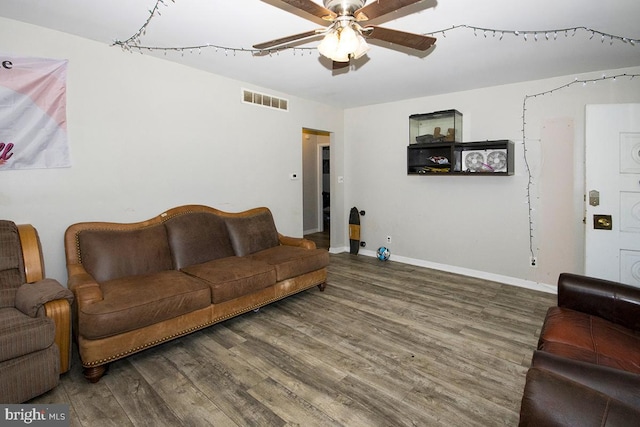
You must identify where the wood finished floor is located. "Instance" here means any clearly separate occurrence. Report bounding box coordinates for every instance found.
[304,230,330,250]
[31,253,555,426]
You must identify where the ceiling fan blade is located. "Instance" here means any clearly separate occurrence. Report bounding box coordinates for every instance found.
[365,26,436,51]
[253,30,320,50]
[277,0,337,21]
[332,60,350,70]
[355,0,424,21]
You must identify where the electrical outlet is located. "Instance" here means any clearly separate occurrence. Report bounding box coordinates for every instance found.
[386,236,392,243]
[529,256,538,267]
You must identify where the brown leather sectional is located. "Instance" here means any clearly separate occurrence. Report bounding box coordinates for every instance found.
[519,273,640,425]
[64,205,329,383]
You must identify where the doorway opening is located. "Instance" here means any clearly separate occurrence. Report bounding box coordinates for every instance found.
[302,129,330,250]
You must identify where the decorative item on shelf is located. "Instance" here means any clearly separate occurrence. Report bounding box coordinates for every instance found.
[410,110,463,145]
[428,156,449,165]
[461,148,509,173]
[415,127,456,143]
[463,151,488,172]
[486,150,508,172]
[425,155,451,173]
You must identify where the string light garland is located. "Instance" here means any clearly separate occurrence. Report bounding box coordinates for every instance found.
[429,24,638,46]
[113,0,310,56]
[117,1,640,264]
[521,73,640,262]
[112,1,639,56]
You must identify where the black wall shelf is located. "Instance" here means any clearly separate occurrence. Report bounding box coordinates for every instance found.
[407,140,515,176]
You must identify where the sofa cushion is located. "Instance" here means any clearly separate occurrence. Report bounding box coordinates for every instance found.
[78,224,174,283]
[0,220,26,308]
[248,246,329,281]
[181,257,276,303]
[225,210,279,256]
[78,270,211,339]
[164,211,235,269]
[0,307,55,363]
[539,306,640,374]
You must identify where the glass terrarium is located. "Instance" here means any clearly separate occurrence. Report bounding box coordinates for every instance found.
[409,110,463,144]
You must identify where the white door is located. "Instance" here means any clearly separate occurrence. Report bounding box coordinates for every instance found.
[585,103,640,287]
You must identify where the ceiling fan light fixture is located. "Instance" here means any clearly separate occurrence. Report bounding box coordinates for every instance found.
[330,29,351,62]
[317,30,340,58]
[338,25,359,53]
[352,34,370,59]
[317,22,369,62]
[257,0,437,68]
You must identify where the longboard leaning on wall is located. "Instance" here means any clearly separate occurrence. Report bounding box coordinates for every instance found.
[349,207,365,255]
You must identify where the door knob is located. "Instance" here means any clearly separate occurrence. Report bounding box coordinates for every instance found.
[593,214,612,230]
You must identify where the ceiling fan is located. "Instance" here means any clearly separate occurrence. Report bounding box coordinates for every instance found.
[254,0,436,69]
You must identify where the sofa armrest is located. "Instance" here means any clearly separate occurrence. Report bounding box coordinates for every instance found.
[15,278,74,317]
[531,350,640,409]
[17,224,44,283]
[14,279,74,374]
[519,367,640,426]
[67,264,104,306]
[44,298,73,374]
[279,234,316,250]
[67,265,103,368]
[557,273,640,331]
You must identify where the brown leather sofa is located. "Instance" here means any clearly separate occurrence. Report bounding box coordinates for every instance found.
[1,221,73,403]
[519,273,640,426]
[64,205,329,383]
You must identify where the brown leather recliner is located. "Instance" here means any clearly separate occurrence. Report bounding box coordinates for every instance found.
[519,273,640,426]
[0,221,74,403]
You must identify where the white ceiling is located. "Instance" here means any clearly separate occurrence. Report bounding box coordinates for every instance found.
[1,0,638,108]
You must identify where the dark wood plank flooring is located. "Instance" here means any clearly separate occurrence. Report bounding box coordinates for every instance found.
[31,253,555,426]
[304,230,330,250]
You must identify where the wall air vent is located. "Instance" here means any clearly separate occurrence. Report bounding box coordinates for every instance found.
[242,89,288,111]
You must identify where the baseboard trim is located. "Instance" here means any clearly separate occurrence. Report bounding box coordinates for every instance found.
[331,247,556,294]
[329,246,347,254]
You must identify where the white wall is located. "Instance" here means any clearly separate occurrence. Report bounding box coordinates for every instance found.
[0,18,344,283]
[3,17,638,291]
[344,67,640,288]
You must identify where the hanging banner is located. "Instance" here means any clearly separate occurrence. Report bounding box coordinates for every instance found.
[0,55,70,170]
